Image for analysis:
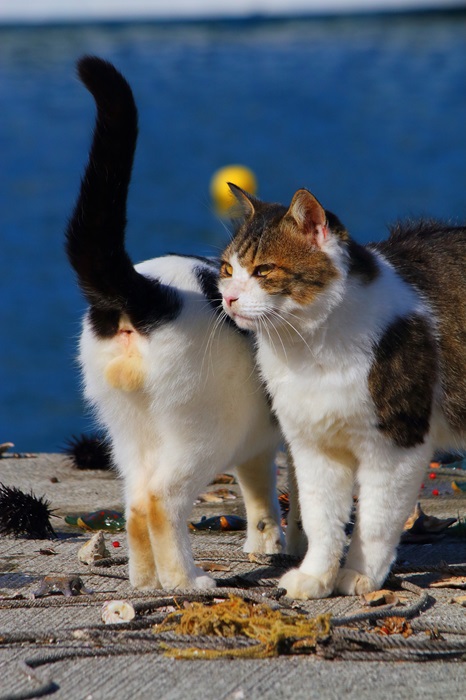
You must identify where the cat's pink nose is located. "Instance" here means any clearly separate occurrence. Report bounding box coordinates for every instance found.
[224,295,239,308]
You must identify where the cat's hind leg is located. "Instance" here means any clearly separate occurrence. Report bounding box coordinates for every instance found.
[123,449,214,591]
[235,449,285,554]
[126,500,161,590]
[146,490,216,590]
[336,441,430,596]
[140,458,217,591]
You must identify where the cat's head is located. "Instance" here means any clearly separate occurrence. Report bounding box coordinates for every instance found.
[219,185,350,332]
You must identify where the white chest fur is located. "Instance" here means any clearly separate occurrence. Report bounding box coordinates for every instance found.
[256,257,426,449]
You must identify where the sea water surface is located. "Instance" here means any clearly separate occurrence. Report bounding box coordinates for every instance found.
[0,13,465,452]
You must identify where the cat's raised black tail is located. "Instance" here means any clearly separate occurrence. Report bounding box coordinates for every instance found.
[66,56,179,337]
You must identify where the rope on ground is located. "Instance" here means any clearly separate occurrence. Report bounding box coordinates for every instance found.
[2,550,466,700]
[332,580,430,627]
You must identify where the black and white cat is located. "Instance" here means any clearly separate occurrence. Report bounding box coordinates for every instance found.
[219,185,466,599]
[66,57,284,591]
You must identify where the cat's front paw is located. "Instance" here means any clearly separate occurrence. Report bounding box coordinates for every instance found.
[243,517,285,554]
[279,568,333,600]
[335,568,378,596]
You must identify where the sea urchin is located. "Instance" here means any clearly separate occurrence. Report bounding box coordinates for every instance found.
[0,483,56,539]
[62,433,113,470]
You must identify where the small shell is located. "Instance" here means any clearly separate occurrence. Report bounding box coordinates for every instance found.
[78,531,110,564]
[101,600,136,624]
[0,442,14,456]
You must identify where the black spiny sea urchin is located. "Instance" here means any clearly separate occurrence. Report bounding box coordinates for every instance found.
[62,433,113,470]
[0,484,56,539]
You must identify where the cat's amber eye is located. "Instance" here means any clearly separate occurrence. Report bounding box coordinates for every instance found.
[221,261,233,277]
[254,264,275,277]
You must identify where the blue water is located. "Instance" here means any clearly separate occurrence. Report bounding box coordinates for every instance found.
[0,14,465,452]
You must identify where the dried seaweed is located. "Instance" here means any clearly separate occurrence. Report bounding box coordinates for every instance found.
[154,595,331,659]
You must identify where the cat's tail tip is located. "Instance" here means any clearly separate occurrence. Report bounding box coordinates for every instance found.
[76,56,136,114]
[77,55,119,86]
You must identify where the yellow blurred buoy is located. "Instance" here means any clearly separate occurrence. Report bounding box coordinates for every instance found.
[210,164,257,215]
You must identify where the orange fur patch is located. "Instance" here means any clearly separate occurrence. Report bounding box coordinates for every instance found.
[104,322,146,392]
[147,494,168,535]
[127,505,150,547]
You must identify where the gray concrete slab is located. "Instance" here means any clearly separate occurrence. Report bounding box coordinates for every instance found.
[1,453,466,700]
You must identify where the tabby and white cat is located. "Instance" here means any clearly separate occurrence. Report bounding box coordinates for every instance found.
[219,184,466,599]
[66,57,284,591]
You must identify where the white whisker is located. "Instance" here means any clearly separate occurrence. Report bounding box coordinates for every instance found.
[268,308,317,360]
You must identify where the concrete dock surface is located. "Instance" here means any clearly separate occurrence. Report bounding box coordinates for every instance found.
[1,453,466,700]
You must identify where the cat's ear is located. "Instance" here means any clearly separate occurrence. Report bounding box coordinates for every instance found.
[227,183,257,220]
[287,189,328,247]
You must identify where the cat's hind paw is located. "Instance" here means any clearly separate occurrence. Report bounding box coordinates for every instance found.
[129,572,161,591]
[193,569,217,590]
[335,568,378,596]
[279,568,333,600]
[243,516,285,554]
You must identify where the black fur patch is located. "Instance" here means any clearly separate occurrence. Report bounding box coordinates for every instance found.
[88,307,120,338]
[368,314,437,448]
[348,240,379,284]
[195,263,249,337]
[372,220,466,432]
[195,263,222,312]
[87,278,182,338]
[67,57,182,339]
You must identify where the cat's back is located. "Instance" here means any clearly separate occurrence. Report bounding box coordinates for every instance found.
[372,220,466,433]
[135,254,217,297]
[371,220,466,295]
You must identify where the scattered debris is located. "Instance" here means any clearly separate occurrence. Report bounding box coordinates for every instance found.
[360,590,400,607]
[447,517,466,539]
[445,459,466,471]
[372,617,413,638]
[78,531,110,565]
[189,515,246,532]
[430,575,466,590]
[210,474,236,485]
[101,600,135,624]
[425,627,444,640]
[196,489,237,504]
[278,491,290,517]
[0,445,37,458]
[65,510,126,532]
[451,480,466,493]
[450,596,466,606]
[154,595,331,658]
[0,443,14,457]
[32,575,93,598]
[0,483,56,539]
[196,561,231,572]
[62,433,113,470]
[37,548,58,556]
[401,502,456,543]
